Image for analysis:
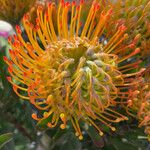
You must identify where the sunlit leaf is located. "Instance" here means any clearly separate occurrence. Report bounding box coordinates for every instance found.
[0,133,13,149]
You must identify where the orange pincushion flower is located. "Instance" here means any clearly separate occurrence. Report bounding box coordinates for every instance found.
[106,0,150,59]
[4,0,145,139]
[126,82,150,140]
[125,67,150,140]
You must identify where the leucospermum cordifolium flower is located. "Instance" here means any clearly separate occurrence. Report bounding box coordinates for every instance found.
[106,0,150,59]
[106,0,150,140]
[4,0,147,140]
[127,83,150,140]
[0,0,36,26]
[126,67,150,140]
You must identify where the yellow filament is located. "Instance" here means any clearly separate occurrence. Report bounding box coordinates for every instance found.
[52,113,58,124]
[62,5,69,38]
[76,5,82,36]
[87,117,104,136]
[118,49,140,63]
[122,68,145,78]
[103,111,121,119]
[37,9,51,43]
[72,7,78,37]
[96,115,116,131]
[12,42,36,63]
[104,30,123,52]
[91,13,107,41]
[32,30,45,55]
[9,71,27,85]
[10,66,24,79]
[70,3,75,37]
[107,34,129,54]
[37,28,47,48]
[81,4,94,38]
[27,49,38,61]
[13,86,30,100]
[87,10,97,38]
[65,82,70,104]
[57,2,62,37]
[23,22,44,54]
[33,101,51,110]
[9,80,27,91]
[74,117,82,137]
[48,4,57,41]
[43,14,52,43]
[43,109,54,118]
[71,118,80,137]
[119,61,141,70]
[48,115,59,128]
[106,108,128,120]
[46,17,53,42]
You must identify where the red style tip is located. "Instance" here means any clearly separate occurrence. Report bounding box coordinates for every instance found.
[48,2,52,8]
[29,23,34,29]
[133,34,141,44]
[30,68,33,73]
[119,25,127,31]
[96,4,100,10]
[72,1,76,6]
[13,35,17,39]
[47,123,52,128]
[13,41,20,47]
[45,10,48,17]
[19,57,23,62]
[94,3,100,11]
[16,25,22,34]
[127,100,132,106]
[13,85,17,91]
[32,113,37,119]
[77,5,80,11]
[6,76,11,82]
[134,48,140,54]
[23,72,27,77]
[30,98,35,104]
[23,14,29,21]
[61,0,65,6]
[129,43,135,48]
[108,8,113,15]
[45,11,49,21]
[8,36,12,42]
[3,56,7,61]
[65,2,70,7]
[36,18,39,24]
[9,49,12,54]
[37,6,43,12]
[80,0,84,4]
[8,67,13,73]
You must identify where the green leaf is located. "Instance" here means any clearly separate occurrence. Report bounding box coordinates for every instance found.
[0,133,13,149]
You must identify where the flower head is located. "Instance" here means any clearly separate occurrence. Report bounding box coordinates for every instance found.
[106,0,150,60]
[126,82,150,140]
[125,67,150,140]
[4,0,145,139]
